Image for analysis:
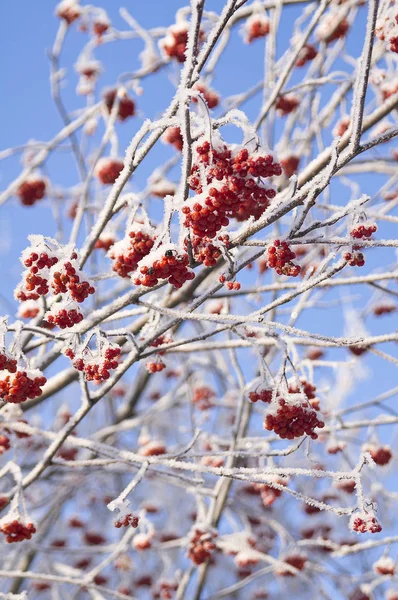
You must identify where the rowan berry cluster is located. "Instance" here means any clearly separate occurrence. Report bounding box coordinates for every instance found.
[364,444,392,466]
[46,304,84,329]
[257,476,287,507]
[243,13,270,43]
[16,245,59,302]
[182,138,281,238]
[248,387,272,403]
[350,511,382,534]
[317,14,350,44]
[93,13,110,38]
[51,260,95,302]
[0,370,47,404]
[187,526,218,565]
[192,386,215,410]
[189,235,229,267]
[159,21,204,63]
[16,177,47,207]
[0,351,17,373]
[280,154,300,178]
[267,240,301,277]
[275,94,299,116]
[146,360,165,374]
[114,514,140,529]
[0,435,11,454]
[373,303,396,316]
[94,236,115,251]
[65,342,120,382]
[108,226,156,278]
[288,378,317,400]
[134,246,195,289]
[95,157,124,184]
[296,43,318,67]
[343,249,365,267]
[264,393,325,439]
[152,580,178,600]
[55,0,81,25]
[373,556,396,576]
[103,89,135,121]
[192,82,219,109]
[163,126,184,151]
[350,222,377,239]
[276,554,307,576]
[0,519,36,543]
[376,6,398,54]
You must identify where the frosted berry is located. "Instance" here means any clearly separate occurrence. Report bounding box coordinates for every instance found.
[350,222,377,239]
[364,444,392,466]
[46,306,84,329]
[267,240,301,277]
[0,370,46,403]
[264,393,324,439]
[134,247,195,289]
[373,556,395,575]
[160,24,204,63]
[95,158,124,184]
[343,250,365,267]
[280,155,300,178]
[56,0,81,25]
[115,514,139,529]
[17,178,46,207]
[373,303,396,316]
[0,351,17,373]
[296,43,318,67]
[163,127,184,151]
[103,89,135,121]
[248,387,272,403]
[276,94,299,116]
[0,435,11,454]
[109,227,156,278]
[244,14,270,43]
[276,554,307,576]
[0,519,36,543]
[350,511,382,534]
[192,82,219,109]
[193,386,215,410]
[187,526,217,565]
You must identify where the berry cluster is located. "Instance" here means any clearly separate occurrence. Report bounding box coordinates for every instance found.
[103,89,135,121]
[350,511,382,534]
[152,580,178,600]
[275,94,299,116]
[187,526,218,565]
[46,304,84,329]
[55,0,81,25]
[0,519,36,543]
[183,139,281,238]
[376,7,398,54]
[146,360,165,374]
[109,227,156,278]
[364,444,392,466]
[17,177,46,207]
[288,379,316,400]
[163,127,184,151]
[94,236,115,252]
[276,554,307,576]
[0,435,11,454]
[16,246,60,302]
[267,240,301,277]
[317,14,350,44]
[189,235,229,267]
[264,393,325,439]
[280,154,300,178]
[114,514,140,529]
[350,222,377,239]
[373,303,396,316]
[257,476,287,507]
[65,343,120,382]
[159,23,204,63]
[248,387,272,403]
[0,370,47,404]
[192,386,215,410]
[192,82,219,109]
[296,43,318,67]
[343,249,365,267]
[244,14,270,43]
[93,15,110,38]
[51,260,95,302]
[0,351,17,373]
[134,246,195,289]
[373,556,396,576]
[95,157,124,184]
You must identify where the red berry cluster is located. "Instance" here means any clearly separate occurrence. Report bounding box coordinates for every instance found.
[318,16,350,44]
[192,386,215,410]
[367,445,392,466]
[244,15,270,43]
[343,249,365,267]
[84,531,106,545]
[267,240,301,277]
[288,379,316,400]
[275,94,299,116]
[350,223,377,239]
[0,370,47,404]
[296,43,318,67]
[276,554,307,576]
[134,248,195,289]
[248,387,272,403]
[17,178,46,207]
[114,513,139,529]
[376,9,398,53]
[0,435,11,454]
[0,351,17,373]
[0,519,36,543]
[95,158,124,184]
[280,155,300,178]
[183,141,281,238]
[350,512,382,534]
[257,476,287,507]
[189,235,229,267]
[95,236,115,251]
[93,18,109,38]
[163,127,184,151]
[51,261,95,303]
[146,359,165,373]
[187,526,217,565]
[160,24,204,63]
[373,556,396,575]
[192,82,219,109]
[264,394,325,439]
[373,303,395,316]
[16,250,59,301]
[56,0,81,25]
[66,344,120,381]
[152,580,178,600]
[109,228,156,278]
[103,89,135,121]
[46,306,84,329]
